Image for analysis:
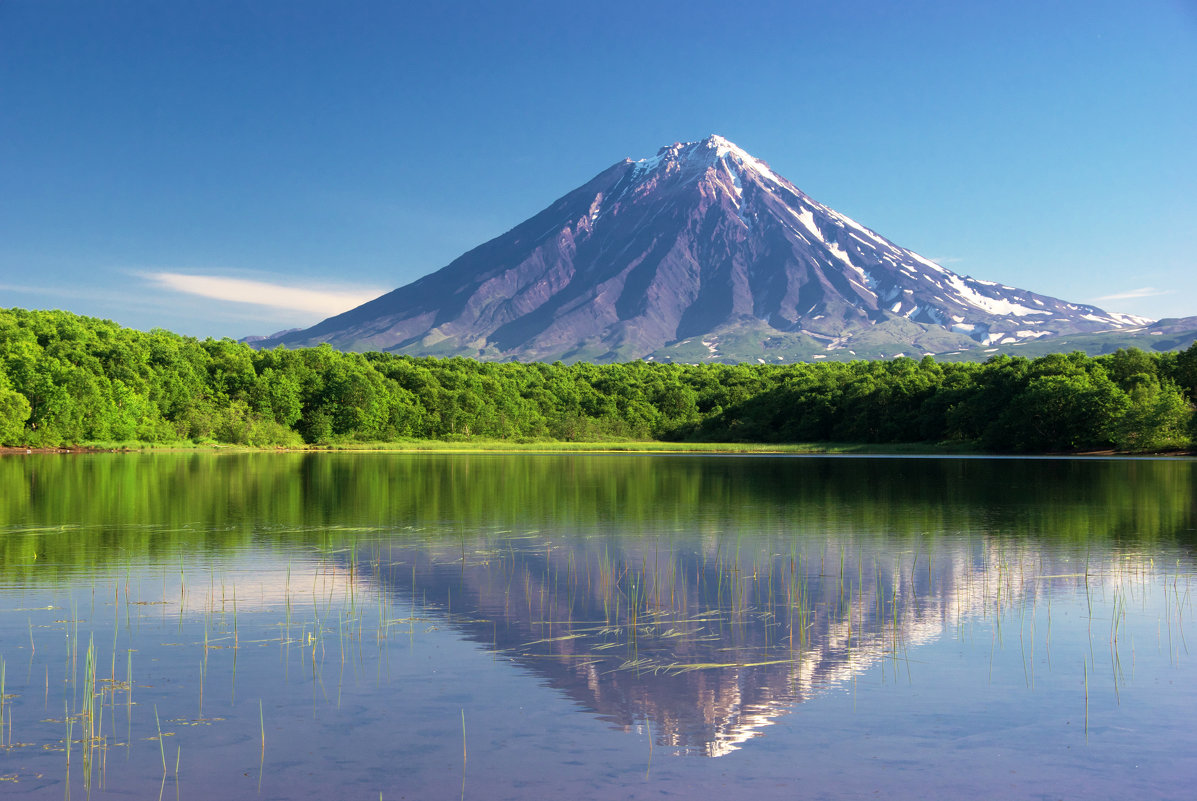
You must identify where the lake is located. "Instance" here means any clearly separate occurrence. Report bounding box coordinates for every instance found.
[0,452,1194,799]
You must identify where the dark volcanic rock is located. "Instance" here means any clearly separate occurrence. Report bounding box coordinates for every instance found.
[257,136,1148,362]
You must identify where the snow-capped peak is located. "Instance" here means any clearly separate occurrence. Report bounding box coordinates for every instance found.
[705,134,743,159]
[632,135,785,188]
[703,135,785,186]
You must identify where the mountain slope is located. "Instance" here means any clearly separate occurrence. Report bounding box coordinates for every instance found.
[258,136,1148,362]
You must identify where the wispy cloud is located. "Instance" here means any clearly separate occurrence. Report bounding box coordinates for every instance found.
[143,272,386,316]
[926,256,963,266]
[1091,287,1171,302]
[2,281,198,314]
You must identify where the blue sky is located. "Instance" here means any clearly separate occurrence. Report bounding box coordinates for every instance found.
[3,0,1195,338]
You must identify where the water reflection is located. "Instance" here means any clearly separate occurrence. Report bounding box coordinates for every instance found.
[1,452,1195,799]
[3,452,1195,578]
[351,528,1165,756]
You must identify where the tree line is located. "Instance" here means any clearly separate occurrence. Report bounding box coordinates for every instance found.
[1,307,1194,452]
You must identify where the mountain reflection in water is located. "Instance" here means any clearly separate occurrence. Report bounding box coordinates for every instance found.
[351,530,1124,757]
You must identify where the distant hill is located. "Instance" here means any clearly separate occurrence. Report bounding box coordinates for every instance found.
[253,135,1165,363]
[933,316,1197,362]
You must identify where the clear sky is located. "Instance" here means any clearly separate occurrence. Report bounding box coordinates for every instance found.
[3,0,1195,339]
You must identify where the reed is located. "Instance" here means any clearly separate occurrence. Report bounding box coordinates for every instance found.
[82,636,95,744]
[154,705,166,773]
[1083,660,1089,737]
[256,699,266,793]
[64,698,72,768]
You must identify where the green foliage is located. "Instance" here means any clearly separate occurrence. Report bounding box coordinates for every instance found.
[1113,379,1194,452]
[1174,341,1197,402]
[0,384,31,444]
[0,307,1192,453]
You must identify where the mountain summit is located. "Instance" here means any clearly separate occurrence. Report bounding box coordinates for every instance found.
[258,135,1147,362]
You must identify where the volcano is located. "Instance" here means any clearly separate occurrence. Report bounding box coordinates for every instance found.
[256,136,1147,362]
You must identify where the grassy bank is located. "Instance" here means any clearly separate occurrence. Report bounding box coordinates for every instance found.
[315,439,989,454]
[8,439,1192,457]
[2,438,982,455]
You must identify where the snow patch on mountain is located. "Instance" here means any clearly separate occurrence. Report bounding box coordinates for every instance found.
[943,274,1048,318]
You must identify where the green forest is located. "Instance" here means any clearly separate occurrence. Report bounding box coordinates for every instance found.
[1,307,1194,452]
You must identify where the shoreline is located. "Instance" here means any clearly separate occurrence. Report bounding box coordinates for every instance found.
[1,442,1193,458]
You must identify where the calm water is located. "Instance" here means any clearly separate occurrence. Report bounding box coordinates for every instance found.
[0,453,1195,800]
